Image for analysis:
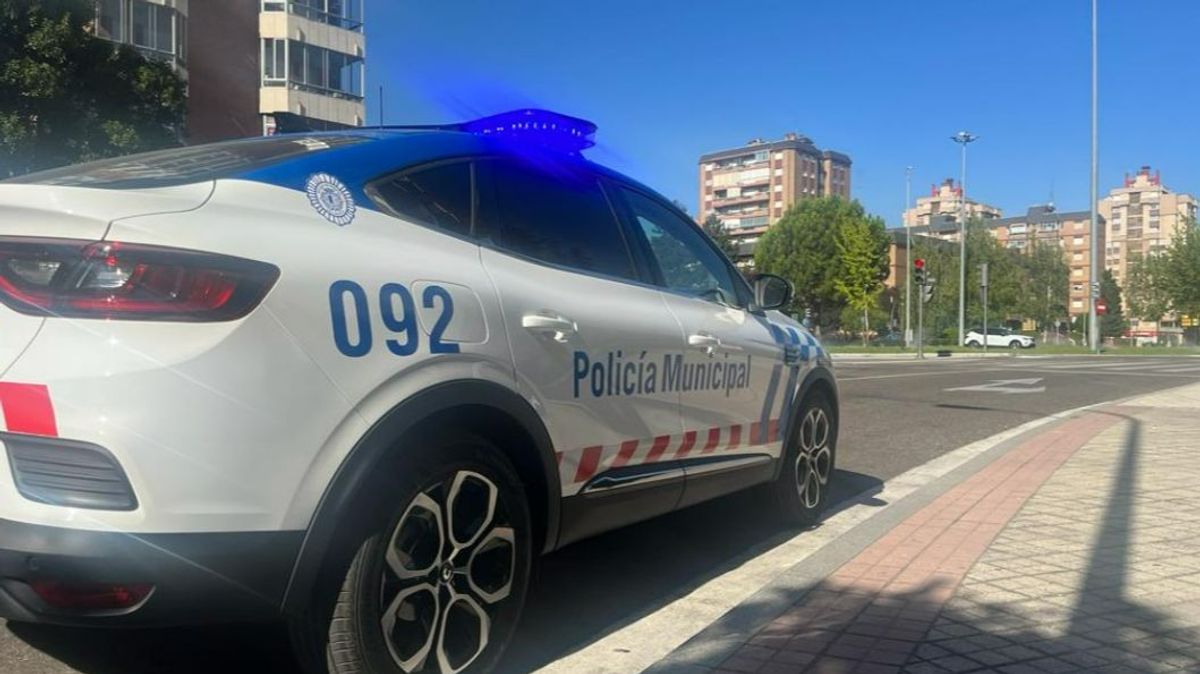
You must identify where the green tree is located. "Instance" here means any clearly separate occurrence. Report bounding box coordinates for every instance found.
[700,213,738,259]
[834,215,888,345]
[1099,269,1128,339]
[754,197,888,332]
[1125,252,1172,323]
[0,0,186,177]
[1019,239,1070,338]
[1161,222,1200,319]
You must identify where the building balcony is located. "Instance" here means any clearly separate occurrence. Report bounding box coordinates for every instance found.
[712,193,769,207]
[262,1,363,32]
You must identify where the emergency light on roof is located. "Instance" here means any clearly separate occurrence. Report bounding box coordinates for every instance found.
[461,109,597,153]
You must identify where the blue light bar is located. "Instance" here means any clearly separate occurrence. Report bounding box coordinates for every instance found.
[460,109,597,153]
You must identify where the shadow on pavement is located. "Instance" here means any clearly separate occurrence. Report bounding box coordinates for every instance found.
[654,413,1200,672]
[5,470,883,674]
[497,469,883,673]
[6,621,299,674]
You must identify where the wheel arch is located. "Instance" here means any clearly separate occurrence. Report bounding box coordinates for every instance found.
[773,365,840,481]
[280,379,561,616]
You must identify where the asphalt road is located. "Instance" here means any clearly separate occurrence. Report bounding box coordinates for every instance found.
[5,355,1200,674]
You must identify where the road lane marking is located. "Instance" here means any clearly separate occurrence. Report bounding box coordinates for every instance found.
[944,378,1046,394]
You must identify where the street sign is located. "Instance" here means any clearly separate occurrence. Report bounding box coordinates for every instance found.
[1091,281,1101,299]
[1096,299,1108,315]
[979,262,989,288]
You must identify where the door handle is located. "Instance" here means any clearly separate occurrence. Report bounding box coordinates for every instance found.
[522,312,577,343]
[688,332,721,356]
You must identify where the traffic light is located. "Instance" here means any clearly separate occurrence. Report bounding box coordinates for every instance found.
[913,258,926,286]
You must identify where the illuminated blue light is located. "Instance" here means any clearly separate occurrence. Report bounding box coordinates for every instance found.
[460,109,597,153]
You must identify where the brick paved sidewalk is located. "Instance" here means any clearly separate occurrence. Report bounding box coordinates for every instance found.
[654,383,1200,673]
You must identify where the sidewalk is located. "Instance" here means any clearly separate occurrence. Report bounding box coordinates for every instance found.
[650,383,1200,674]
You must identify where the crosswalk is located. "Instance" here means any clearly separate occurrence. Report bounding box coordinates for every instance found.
[1003,358,1200,376]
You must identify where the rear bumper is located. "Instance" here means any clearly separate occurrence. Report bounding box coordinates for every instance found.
[0,518,302,627]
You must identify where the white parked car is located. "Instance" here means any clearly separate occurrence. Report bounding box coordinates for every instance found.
[0,110,840,674]
[965,327,1036,349]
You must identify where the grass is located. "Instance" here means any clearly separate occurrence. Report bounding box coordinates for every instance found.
[827,343,1200,357]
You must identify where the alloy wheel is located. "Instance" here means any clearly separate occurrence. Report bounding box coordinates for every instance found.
[794,407,833,510]
[379,470,515,674]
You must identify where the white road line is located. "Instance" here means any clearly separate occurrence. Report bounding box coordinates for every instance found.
[531,400,1114,674]
[1156,366,1200,374]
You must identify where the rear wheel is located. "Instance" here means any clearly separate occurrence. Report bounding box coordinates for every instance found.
[1009,340,1023,350]
[302,434,532,674]
[768,392,837,527]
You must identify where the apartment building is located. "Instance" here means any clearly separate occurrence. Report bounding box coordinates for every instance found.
[903,178,1002,229]
[699,134,852,265]
[92,1,366,143]
[990,205,1104,320]
[1098,166,1197,288]
[1099,166,1198,341]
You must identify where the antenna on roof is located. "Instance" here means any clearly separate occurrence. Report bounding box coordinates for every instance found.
[1049,178,1055,209]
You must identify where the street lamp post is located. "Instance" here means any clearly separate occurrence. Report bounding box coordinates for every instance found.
[905,166,913,349]
[951,131,978,347]
[1089,0,1100,354]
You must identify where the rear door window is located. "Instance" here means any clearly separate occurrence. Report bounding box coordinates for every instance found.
[479,159,636,282]
[367,161,473,237]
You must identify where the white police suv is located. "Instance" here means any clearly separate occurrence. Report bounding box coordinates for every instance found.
[0,110,839,674]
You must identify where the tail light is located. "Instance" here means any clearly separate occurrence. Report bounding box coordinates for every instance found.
[0,237,279,321]
[30,580,154,611]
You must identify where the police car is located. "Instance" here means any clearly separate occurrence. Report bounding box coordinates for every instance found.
[0,110,839,674]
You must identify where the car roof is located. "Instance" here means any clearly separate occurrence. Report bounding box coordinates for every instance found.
[8,128,665,205]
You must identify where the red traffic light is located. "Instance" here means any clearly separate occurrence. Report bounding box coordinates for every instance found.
[914,258,926,269]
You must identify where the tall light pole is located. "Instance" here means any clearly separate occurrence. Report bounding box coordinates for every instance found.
[1089,0,1100,353]
[951,131,978,346]
[905,166,913,348]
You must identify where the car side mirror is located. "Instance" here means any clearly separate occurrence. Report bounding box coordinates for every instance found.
[753,274,792,311]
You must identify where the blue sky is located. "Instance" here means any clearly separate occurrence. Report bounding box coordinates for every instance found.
[364,1,1200,228]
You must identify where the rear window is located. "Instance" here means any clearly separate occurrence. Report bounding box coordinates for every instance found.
[4,135,368,189]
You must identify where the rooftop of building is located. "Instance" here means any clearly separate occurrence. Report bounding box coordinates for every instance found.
[700,133,851,165]
[991,204,1095,227]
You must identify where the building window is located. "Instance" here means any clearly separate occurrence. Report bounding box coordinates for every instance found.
[287,41,364,98]
[263,39,287,82]
[96,0,124,41]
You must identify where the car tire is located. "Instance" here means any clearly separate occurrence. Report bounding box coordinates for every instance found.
[767,391,837,527]
[966,339,981,348]
[303,432,533,674]
[1009,340,1022,350]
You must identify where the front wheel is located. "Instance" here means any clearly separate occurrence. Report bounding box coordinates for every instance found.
[1009,340,1023,350]
[303,434,533,674]
[767,392,837,527]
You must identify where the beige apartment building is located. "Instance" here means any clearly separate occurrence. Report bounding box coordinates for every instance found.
[1099,166,1198,340]
[92,0,366,142]
[990,205,1104,320]
[903,178,1003,229]
[699,134,851,265]
[1099,166,1197,288]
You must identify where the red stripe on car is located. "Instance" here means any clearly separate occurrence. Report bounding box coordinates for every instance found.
[645,435,671,463]
[0,383,58,437]
[701,427,721,453]
[726,424,742,450]
[611,439,639,468]
[674,430,697,459]
[574,445,603,483]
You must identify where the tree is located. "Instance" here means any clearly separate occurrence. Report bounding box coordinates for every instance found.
[1125,252,1171,323]
[700,214,738,259]
[1019,239,1070,338]
[1160,222,1200,320]
[754,197,888,333]
[834,216,888,345]
[0,0,186,177]
[1099,269,1128,339]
